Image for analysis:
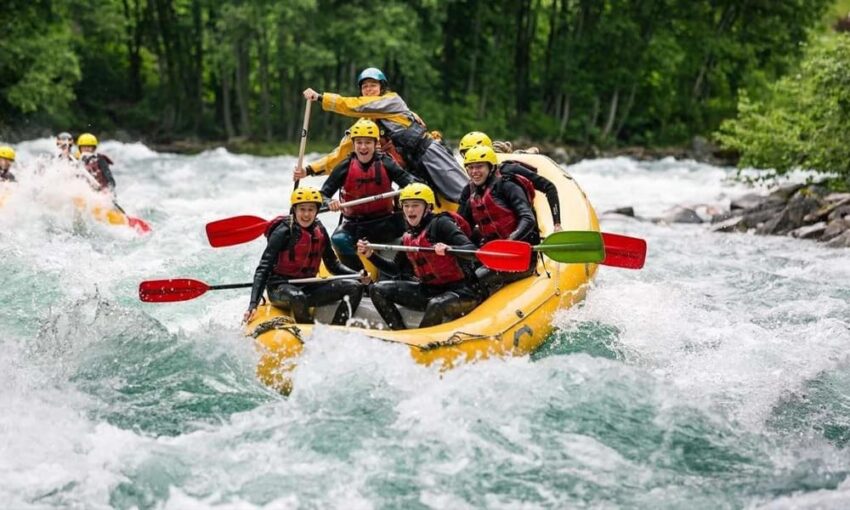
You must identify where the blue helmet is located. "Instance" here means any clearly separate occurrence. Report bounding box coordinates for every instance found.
[357,67,387,87]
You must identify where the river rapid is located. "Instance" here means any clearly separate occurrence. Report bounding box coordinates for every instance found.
[1,139,848,509]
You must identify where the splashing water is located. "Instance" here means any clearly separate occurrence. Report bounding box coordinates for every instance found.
[1,141,848,508]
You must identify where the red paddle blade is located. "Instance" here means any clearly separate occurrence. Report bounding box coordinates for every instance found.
[127,216,152,234]
[601,233,647,269]
[476,240,532,272]
[139,278,210,302]
[206,215,269,247]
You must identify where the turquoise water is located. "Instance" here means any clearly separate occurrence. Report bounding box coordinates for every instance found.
[1,141,848,509]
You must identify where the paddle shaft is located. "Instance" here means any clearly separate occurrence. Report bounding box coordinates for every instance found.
[323,190,401,211]
[294,100,312,190]
[210,274,359,290]
[369,243,510,258]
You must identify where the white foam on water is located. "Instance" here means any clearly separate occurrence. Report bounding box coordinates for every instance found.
[2,141,849,508]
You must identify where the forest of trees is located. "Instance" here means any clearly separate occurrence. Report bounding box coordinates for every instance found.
[0,0,839,148]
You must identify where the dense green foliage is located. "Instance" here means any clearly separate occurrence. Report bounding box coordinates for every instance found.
[0,0,834,146]
[717,34,850,182]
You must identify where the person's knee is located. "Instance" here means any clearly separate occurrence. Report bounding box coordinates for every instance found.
[331,230,356,255]
[370,281,392,300]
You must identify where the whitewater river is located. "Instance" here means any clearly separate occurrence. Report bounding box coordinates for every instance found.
[1,139,848,509]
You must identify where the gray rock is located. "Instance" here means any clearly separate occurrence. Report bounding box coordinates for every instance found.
[790,222,827,239]
[603,206,635,217]
[662,206,703,224]
[768,183,806,202]
[691,136,715,160]
[756,194,822,235]
[741,205,786,229]
[827,204,850,221]
[711,210,742,223]
[821,218,850,242]
[824,230,850,248]
[710,216,747,233]
[551,147,570,164]
[731,192,768,211]
[824,192,850,203]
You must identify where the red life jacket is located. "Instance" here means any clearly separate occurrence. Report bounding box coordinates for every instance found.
[380,137,407,169]
[83,154,113,190]
[496,170,536,204]
[437,211,473,238]
[468,183,520,241]
[340,156,394,219]
[402,221,466,286]
[272,222,327,278]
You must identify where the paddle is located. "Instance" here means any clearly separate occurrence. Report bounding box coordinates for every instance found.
[367,239,532,273]
[293,100,312,190]
[533,231,647,269]
[139,274,360,303]
[205,190,402,247]
[533,231,605,264]
[76,168,152,234]
[601,232,646,269]
[112,202,152,234]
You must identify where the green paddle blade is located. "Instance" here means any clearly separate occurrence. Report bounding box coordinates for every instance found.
[533,231,605,263]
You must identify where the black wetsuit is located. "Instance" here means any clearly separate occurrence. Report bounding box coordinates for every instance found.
[249,219,363,325]
[367,213,481,330]
[499,161,561,226]
[0,170,15,182]
[320,153,418,270]
[458,174,539,295]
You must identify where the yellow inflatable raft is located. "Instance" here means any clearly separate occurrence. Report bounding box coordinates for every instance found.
[245,153,599,392]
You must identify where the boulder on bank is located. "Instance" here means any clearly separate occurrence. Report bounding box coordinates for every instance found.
[712,183,850,247]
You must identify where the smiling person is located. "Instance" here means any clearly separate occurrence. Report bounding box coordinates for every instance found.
[356,183,481,330]
[459,131,562,232]
[318,118,418,271]
[295,67,468,203]
[244,187,365,326]
[458,145,539,295]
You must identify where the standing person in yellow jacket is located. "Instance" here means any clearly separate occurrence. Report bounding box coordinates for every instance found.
[293,67,468,203]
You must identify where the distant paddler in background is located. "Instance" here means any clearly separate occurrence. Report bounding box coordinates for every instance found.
[243,187,366,325]
[76,133,116,193]
[55,132,76,162]
[295,67,468,203]
[317,118,418,271]
[0,146,17,182]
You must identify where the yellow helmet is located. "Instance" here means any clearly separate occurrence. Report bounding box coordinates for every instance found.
[399,183,436,207]
[459,131,493,153]
[463,145,498,167]
[348,118,380,141]
[0,146,15,161]
[77,133,98,147]
[290,187,323,207]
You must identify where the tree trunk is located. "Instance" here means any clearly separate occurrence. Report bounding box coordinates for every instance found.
[615,83,637,139]
[222,66,235,140]
[558,94,571,138]
[122,0,143,102]
[234,39,251,137]
[257,27,272,141]
[601,89,619,140]
[513,0,534,117]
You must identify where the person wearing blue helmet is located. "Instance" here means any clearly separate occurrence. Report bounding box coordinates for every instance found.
[295,67,468,204]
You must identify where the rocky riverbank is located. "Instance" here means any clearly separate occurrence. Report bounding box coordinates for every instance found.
[710,184,850,247]
[603,182,850,248]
